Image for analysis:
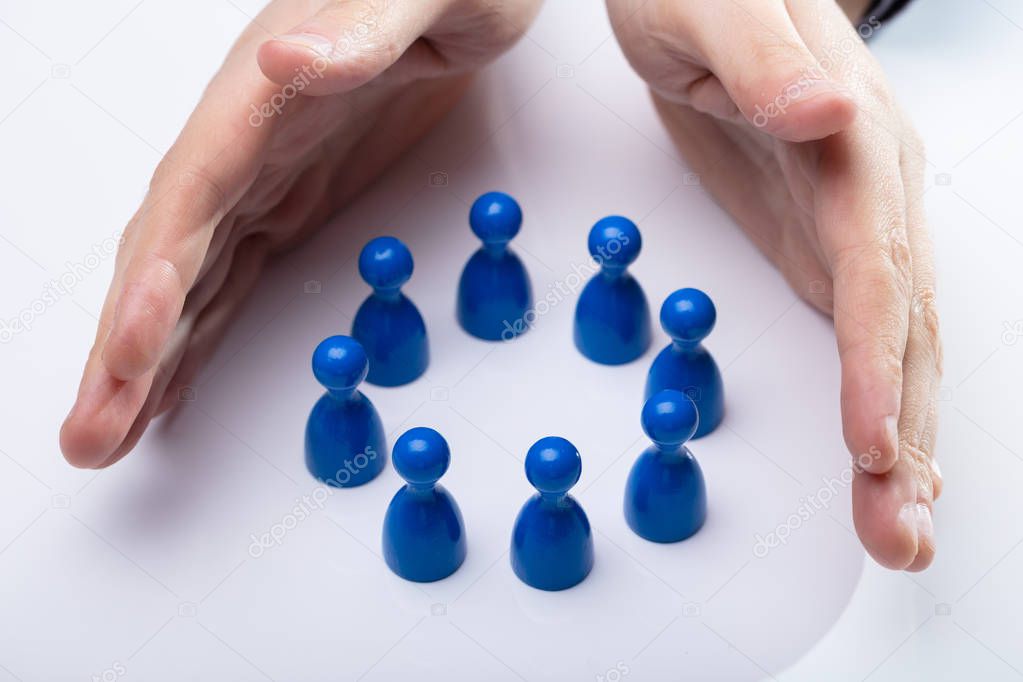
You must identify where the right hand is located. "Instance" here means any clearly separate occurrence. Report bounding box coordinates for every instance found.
[60,0,542,469]
[606,0,942,571]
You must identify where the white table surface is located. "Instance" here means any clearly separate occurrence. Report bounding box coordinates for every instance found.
[1,1,1022,680]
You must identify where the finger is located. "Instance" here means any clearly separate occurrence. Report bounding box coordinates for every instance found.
[90,151,336,467]
[157,237,274,418]
[852,455,925,570]
[677,0,857,141]
[257,0,451,96]
[61,92,277,470]
[897,138,942,570]
[100,70,280,381]
[818,124,912,475]
[96,236,272,469]
[850,132,941,571]
[59,347,158,468]
[650,92,834,309]
[93,322,193,469]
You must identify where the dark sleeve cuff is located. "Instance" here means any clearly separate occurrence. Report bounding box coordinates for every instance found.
[859,0,914,35]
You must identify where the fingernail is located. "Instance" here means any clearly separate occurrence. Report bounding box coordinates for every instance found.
[930,458,942,481]
[276,33,336,58]
[884,415,900,460]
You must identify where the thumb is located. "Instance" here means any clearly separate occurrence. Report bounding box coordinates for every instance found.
[692,2,857,142]
[257,1,445,96]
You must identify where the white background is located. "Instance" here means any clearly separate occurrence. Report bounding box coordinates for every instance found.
[1,1,1022,680]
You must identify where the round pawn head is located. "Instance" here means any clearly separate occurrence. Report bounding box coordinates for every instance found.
[312,335,368,392]
[525,437,582,495]
[392,427,450,486]
[660,287,716,344]
[587,216,642,269]
[469,191,522,248]
[358,236,414,291]
[642,389,699,450]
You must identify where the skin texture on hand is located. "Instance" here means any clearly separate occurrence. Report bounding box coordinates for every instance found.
[607,0,941,571]
[59,0,541,469]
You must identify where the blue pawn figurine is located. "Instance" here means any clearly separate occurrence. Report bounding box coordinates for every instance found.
[624,390,707,542]
[457,191,533,341]
[645,288,724,438]
[352,236,429,386]
[511,437,594,591]
[382,427,467,582]
[573,216,652,364]
[305,335,387,487]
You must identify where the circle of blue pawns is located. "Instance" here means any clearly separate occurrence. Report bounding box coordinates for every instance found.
[321,198,715,591]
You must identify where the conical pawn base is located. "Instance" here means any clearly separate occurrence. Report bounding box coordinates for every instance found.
[382,428,466,582]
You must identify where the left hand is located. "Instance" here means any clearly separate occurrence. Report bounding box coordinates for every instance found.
[607,0,942,570]
[59,0,542,469]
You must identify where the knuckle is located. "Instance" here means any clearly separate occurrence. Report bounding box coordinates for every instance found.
[153,162,228,224]
[880,223,913,291]
[839,326,904,385]
[185,165,228,218]
[136,255,187,322]
[873,330,906,380]
[833,227,912,309]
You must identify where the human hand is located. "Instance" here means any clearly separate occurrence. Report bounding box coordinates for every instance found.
[607,0,942,570]
[60,0,541,469]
